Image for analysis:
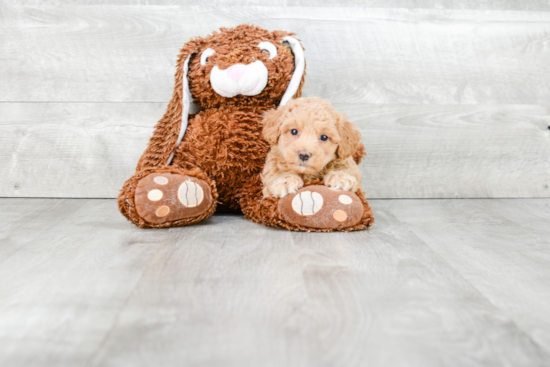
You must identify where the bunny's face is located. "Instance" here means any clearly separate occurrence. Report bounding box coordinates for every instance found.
[180,24,304,108]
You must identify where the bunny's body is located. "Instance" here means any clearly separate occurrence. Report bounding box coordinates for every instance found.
[169,105,273,209]
[118,24,374,231]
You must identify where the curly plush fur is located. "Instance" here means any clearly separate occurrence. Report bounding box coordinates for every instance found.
[117,24,374,231]
[261,97,364,198]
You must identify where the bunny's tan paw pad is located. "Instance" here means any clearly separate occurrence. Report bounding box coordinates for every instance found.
[278,185,363,230]
[134,173,213,224]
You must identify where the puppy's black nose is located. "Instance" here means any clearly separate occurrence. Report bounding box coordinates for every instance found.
[298,151,312,161]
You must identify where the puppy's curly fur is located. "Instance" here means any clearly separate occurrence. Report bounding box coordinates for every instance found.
[261,97,364,198]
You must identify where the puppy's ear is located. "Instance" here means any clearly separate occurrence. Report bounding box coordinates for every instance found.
[336,113,361,160]
[262,107,285,146]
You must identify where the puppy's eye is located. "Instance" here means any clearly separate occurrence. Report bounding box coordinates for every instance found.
[200,48,215,65]
[291,129,298,135]
[320,135,328,141]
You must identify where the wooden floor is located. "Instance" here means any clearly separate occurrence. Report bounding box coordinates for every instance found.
[0,198,549,366]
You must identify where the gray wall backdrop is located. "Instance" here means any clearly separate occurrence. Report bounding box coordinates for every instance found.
[1,0,549,199]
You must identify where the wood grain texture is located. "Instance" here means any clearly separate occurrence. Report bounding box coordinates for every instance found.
[287,209,550,366]
[2,5,550,104]
[0,103,156,198]
[0,199,89,262]
[352,104,550,198]
[5,0,550,9]
[0,199,173,366]
[1,103,548,198]
[0,198,549,366]
[385,198,550,355]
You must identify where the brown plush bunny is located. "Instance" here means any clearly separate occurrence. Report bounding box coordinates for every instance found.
[118,24,374,231]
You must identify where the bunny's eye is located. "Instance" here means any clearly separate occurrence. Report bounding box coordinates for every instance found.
[320,135,328,141]
[291,129,298,135]
[200,48,215,65]
[258,42,277,59]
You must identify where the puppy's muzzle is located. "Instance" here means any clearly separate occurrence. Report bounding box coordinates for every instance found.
[298,150,312,162]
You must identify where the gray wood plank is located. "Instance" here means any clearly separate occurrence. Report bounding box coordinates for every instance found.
[89,215,303,367]
[1,103,548,199]
[0,198,50,228]
[287,208,550,366]
[385,198,550,354]
[1,198,549,366]
[0,199,172,366]
[0,198,89,262]
[5,0,550,10]
[0,103,155,198]
[353,104,550,199]
[2,5,550,104]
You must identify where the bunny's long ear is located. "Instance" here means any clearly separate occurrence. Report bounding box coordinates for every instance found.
[166,52,194,166]
[136,40,201,171]
[279,36,306,107]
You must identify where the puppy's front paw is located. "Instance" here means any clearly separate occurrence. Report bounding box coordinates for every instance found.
[324,171,358,192]
[268,175,304,198]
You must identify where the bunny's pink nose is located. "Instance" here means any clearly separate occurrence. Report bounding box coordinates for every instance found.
[226,64,246,82]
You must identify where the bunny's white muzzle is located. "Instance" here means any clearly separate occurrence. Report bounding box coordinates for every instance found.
[210,61,269,98]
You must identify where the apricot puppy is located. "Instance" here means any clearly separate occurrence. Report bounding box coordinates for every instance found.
[261,97,363,198]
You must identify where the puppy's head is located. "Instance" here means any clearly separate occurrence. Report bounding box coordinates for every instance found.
[262,97,361,175]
